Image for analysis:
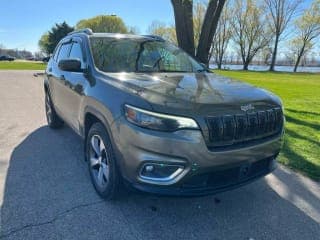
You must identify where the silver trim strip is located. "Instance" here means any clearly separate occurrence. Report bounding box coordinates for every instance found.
[139,163,185,185]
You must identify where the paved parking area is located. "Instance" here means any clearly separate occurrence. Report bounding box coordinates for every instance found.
[0,70,319,240]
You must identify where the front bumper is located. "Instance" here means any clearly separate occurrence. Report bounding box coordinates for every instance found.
[111,116,283,196]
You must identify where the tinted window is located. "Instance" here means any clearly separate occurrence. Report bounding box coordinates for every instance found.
[89,37,205,73]
[69,42,84,67]
[90,38,139,72]
[57,43,71,62]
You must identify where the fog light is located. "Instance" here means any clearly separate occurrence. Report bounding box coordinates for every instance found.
[145,165,154,172]
[140,163,184,183]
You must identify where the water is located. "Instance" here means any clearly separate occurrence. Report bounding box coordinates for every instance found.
[210,64,320,73]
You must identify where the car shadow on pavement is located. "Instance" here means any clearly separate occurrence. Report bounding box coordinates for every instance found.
[1,126,319,239]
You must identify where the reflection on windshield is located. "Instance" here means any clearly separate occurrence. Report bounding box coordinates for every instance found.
[90,37,205,73]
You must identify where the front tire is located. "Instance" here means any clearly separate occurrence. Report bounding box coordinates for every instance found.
[45,91,64,129]
[86,122,120,200]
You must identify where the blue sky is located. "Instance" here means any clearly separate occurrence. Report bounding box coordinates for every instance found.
[0,0,174,52]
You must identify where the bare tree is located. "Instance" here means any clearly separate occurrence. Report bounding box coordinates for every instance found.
[193,2,206,48]
[171,0,226,64]
[290,0,320,72]
[264,0,302,71]
[230,0,271,70]
[147,21,177,43]
[289,39,313,71]
[128,26,140,34]
[171,0,195,56]
[259,46,273,65]
[210,2,232,69]
[196,0,226,64]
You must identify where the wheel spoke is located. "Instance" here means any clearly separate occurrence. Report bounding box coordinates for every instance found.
[101,162,109,180]
[89,134,110,187]
[99,139,106,153]
[90,157,100,168]
[97,166,104,185]
[91,136,101,157]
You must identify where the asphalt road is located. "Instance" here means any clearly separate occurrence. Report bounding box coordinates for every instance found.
[0,70,319,240]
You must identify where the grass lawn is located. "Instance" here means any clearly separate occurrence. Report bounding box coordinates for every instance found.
[0,61,46,70]
[215,70,320,181]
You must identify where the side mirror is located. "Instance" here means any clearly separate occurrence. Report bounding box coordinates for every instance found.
[58,59,82,72]
[200,63,210,71]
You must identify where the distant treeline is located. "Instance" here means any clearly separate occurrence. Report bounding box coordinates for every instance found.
[210,54,320,68]
[0,48,32,59]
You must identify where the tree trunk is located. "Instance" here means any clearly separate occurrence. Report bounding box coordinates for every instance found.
[217,53,224,69]
[269,34,279,71]
[294,55,301,72]
[196,0,226,65]
[171,0,195,57]
[294,44,306,73]
[243,61,249,70]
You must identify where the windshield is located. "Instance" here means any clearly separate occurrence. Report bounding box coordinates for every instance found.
[89,37,206,73]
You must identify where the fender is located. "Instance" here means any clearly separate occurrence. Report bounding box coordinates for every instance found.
[82,105,115,139]
[82,105,126,173]
[44,78,49,92]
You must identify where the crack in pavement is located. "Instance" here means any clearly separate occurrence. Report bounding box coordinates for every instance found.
[0,200,105,239]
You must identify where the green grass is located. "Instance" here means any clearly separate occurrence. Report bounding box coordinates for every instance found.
[0,61,46,70]
[215,70,320,181]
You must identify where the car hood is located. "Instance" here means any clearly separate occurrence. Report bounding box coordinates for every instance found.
[102,72,281,115]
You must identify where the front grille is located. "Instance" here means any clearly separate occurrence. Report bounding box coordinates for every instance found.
[206,107,283,148]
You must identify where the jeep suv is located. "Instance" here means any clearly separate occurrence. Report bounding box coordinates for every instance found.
[44,29,284,199]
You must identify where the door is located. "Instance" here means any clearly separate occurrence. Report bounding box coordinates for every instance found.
[61,40,88,131]
[50,42,73,119]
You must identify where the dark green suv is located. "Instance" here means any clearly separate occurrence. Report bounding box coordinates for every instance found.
[44,28,284,199]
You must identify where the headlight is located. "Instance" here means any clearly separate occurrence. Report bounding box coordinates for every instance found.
[124,104,199,131]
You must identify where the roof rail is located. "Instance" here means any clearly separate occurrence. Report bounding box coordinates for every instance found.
[68,28,93,36]
[142,35,165,41]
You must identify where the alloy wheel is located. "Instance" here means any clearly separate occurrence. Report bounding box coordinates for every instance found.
[89,134,110,188]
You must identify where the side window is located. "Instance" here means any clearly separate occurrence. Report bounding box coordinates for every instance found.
[69,42,84,67]
[57,43,72,62]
